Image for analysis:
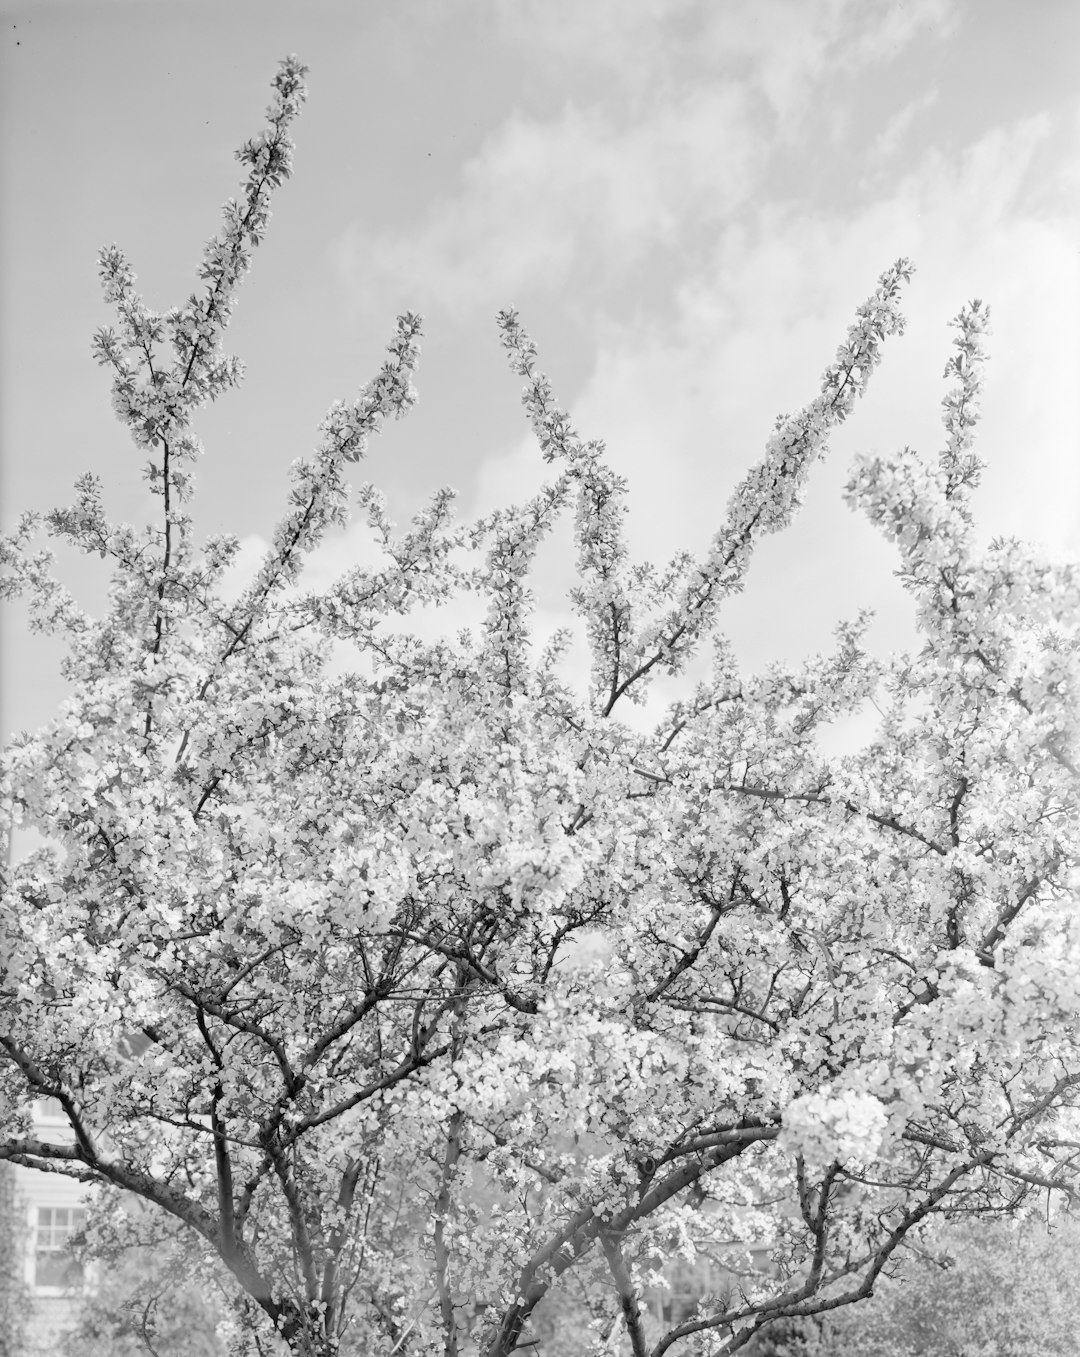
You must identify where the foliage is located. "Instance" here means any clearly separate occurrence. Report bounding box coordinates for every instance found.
[0,1165,28,1357]
[61,1201,229,1357]
[749,1213,1080,1357]
[63,1263,226,1357]
[742,1316,820,1357]
[2,56,1078,1357]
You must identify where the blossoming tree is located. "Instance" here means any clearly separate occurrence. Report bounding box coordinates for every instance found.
[2,57,1078,1357]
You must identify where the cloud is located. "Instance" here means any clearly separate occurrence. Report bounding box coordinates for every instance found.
[867,88,940,161]
[219,522,389,605]
[468,108,1079,674]
[693,0,955,127]
[483,0,956,120]
[336,83,760,320]
[335,0,957,323]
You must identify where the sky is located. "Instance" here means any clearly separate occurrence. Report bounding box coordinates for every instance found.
[1,0,1078,740]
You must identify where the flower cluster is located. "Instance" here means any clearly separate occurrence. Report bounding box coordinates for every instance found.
[780,1088,890,1170]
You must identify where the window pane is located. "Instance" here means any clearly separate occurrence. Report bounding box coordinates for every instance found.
[34,1249,84,1289]
[34,1206,86,1291]
[35,1097,65,1122]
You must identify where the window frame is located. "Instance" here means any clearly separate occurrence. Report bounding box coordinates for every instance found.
[27,1203,88,1297]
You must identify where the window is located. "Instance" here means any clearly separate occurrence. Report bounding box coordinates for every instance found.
[659,1261,733,1326]
[32,1206,86,1293]
[34,1097,67,1126]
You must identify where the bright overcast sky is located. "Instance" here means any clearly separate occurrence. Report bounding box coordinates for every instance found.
[1,0,1078,739]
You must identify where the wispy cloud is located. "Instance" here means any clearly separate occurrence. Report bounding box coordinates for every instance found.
[867,88,940,161]
[336,83,760,318]
[483,0,956,119]
[690,0,955,127]
[335,0,957,323]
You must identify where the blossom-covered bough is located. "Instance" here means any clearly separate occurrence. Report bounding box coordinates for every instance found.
[2,58,1078,1357]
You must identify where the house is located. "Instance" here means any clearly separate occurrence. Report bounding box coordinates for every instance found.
[7,1099,91,1357]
